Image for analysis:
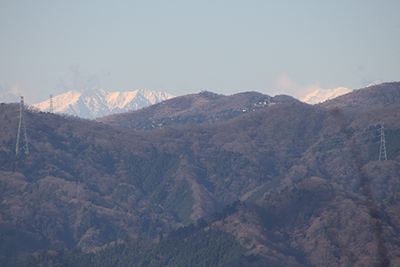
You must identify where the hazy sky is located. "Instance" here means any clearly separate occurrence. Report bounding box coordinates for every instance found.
[1,0,399,104]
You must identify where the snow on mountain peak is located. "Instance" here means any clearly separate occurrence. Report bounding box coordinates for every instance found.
[33,88,174,119]
[300,87,351,104]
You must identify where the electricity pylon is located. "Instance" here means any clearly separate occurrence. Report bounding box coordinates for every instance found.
[378,124,387,161]
[15,96,29,155]
[49,94,53,113]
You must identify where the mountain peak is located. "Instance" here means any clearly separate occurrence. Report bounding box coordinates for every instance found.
[319,81,400,110]
[97,91,300,130]
[33,88,174,119]
[300,87,351,104]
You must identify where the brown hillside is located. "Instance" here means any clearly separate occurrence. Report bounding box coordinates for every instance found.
[320,81,400,110]
[1,85,400,266]
[216,177,400,266]
[96,91,299,130]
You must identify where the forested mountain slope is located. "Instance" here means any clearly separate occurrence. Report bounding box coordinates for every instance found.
[96,91,299,130]
[21,177,400,266]
[0,84,399,266]
[320,81,400,110]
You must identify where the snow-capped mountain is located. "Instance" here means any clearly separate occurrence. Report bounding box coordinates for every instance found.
[33,88,174,119]
[300,87,351,104]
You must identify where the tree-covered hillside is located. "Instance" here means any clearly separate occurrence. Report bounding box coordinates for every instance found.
[0,84,400,266]
[320,82,400,110]
[96,91,299,130]
[20,177,400,266]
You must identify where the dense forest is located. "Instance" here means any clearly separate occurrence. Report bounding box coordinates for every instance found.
[17,177,400,266]
[20,210,247,267]
[0,82,400,266]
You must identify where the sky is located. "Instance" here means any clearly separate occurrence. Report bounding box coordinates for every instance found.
[1,0,399,104]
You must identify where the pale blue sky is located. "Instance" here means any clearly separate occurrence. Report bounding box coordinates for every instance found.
[1,0,399,104]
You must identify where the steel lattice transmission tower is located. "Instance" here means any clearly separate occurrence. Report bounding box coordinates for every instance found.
[49,94,53,113]
[15,96,29,155]
[379,124,387,161]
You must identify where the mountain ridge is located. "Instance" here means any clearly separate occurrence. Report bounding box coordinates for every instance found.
[319,81,400,110]
[33,88,174,119]
[300,86,351,104]
[97,82,400,131]
[97,91,300,130]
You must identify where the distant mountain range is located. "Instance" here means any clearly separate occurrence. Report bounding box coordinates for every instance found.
[319,82,400,110]
[300,87,351,104]
[31,85,352,121]
[33,88,174,119]
[97,83,399,131]
[97,91,299,130]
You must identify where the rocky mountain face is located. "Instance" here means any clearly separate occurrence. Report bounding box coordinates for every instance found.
[1,82,400,266]
[97,91,299,130]
[33,88,174,119]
